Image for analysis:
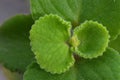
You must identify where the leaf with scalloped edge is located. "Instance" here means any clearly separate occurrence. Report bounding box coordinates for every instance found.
[109,34,120,53]
[76,47,120,80]
[73,20,110,59]
[23,62,76,80]
[81,0,120,40]
[30,0,82,26]
[23,48,120,80]
[30,14,75,74]
[30,0,120,40]
[0,15,35,72]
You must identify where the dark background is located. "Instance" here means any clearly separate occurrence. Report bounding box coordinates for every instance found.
[0,0,29,80]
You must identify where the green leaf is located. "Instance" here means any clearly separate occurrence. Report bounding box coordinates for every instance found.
[30,14,75,74]
[30,0,120,40]
[81,0,120,40]
[30,0,82,26]
[23,62,76,80]
[24,48,120,80]
[0,15,35,72]
[74,21,110,58]
[76,47,120,80]
[109,34,120,53]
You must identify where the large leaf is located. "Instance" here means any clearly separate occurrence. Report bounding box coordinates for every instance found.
[30,14,75,74]
[23,48,120,80]
[0,15,35,72]
[109,34,120,53]
[80,0,120,40]
[30,0,120,40]
[74,21,109,58]
[76,47,120,80]
[30,0,82,26]
[23,62,76,80]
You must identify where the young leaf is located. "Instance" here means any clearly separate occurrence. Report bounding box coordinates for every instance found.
[109,34,120,53]
[81,0,120,40]
[23,62,76,80]
[74,21,110,59]
[30,0,82,26]
[30,14,75,74]
[0,15,35,72]
[76,47,120,80]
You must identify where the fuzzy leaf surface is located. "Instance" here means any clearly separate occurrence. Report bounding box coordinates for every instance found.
[74,21,109,58]
[0,15,35,72]
[30,14,75,74]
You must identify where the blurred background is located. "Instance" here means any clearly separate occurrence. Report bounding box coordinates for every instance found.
[0,0,29,24]
[0,0,29,80]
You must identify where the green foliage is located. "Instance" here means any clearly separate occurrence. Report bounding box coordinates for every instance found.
[30,14,75,74]
[30,0,82,26]
[80,0,120,40]
[30,0,120,40]
[75,48,120,80]
[0,0,120,80]
[109,34,120,53]
[30,14,110,74]
[0,15,35,72]
[24,62,76,80]
[24,48,120,80]
[74,21,110,58]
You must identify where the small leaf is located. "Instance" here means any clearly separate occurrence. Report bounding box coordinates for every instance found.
[0,15,35,72]
[30,14,75,74]
[74,21,110,58]
[30,0,82,26]
[76,47,120,80]
[81,0,120,40]
[23,62,76,80]
[109,34,120,53]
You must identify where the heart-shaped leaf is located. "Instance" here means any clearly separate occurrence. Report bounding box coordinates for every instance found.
[23,48,120,80]
[0,15,35,72]
[30,14,75,74]
[74,21,110,58]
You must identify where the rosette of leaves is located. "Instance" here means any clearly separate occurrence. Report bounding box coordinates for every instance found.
[29,14,110,74]
[0,0,120,80]
[23,0,120,80]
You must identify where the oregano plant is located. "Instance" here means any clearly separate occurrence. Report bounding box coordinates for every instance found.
[0,0,120,80]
